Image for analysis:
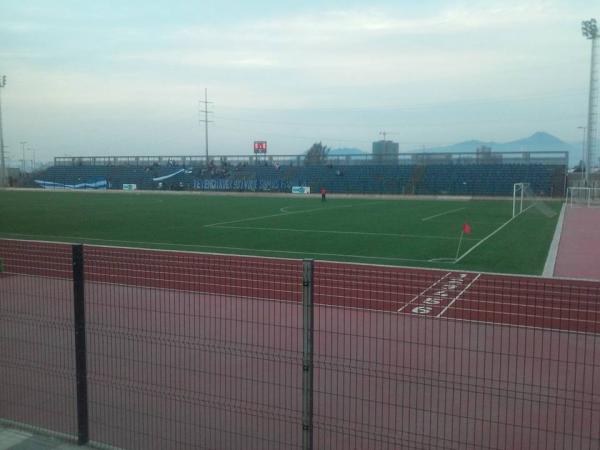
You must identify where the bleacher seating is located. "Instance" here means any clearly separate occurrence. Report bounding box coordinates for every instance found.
[31,161,566,197]
[415,164,559,196]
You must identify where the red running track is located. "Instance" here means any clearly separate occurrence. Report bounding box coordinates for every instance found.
[554,207,600,280]
[2,239,600,450]
[0,239,599,334]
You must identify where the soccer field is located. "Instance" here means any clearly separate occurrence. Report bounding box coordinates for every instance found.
[0,190,562,275]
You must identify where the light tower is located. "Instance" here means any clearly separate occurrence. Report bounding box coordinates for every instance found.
[582,18,598,186]
[0,75,6,187]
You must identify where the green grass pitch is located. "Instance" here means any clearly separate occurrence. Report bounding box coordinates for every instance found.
[0,190,562,275]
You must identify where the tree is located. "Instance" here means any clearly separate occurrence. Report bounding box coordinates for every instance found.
[304,142,329,165]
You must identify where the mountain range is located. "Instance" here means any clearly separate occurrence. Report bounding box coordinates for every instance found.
[330,132,579,166]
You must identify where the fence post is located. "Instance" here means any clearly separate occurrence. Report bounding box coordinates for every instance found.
[72,244,89,445]
[302,259,314,450]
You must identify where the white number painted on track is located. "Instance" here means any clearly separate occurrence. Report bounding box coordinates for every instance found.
[410,273,470,316]
[423,297,441,305]
[412,306,433,314]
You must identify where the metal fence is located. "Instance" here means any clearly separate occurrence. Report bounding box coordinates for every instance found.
[53,151,569,168]
[0,239,599,449]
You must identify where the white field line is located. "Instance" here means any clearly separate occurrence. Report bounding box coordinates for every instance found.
[436,273,481,318]
[204,202,379,227]
[397,272,451,312]
[210,224,480,241]
[279,206,291,213]
[0,232,433,263]
[542,202,566,277]
[421,207,466,222]
[453,204,535,263]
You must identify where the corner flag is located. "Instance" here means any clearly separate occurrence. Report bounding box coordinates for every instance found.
[455,223,472,260]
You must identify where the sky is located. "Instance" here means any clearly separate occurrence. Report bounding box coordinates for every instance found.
[0,0,598,165]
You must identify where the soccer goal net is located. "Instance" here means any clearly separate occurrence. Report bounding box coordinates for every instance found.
[566,187,600,207]
[513,182,558,218]
[512,183,533,217]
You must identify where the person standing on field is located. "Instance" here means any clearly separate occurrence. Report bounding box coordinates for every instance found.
[320,187,327,202]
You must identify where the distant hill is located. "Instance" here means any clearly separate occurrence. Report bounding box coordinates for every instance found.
[328,133,577,165]
[412,132,577,164]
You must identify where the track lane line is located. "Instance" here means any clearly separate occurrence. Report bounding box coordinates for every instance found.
[436,273,481,318]
[397,272,451,312]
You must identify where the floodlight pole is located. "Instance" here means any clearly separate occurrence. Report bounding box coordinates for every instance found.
[582,18,599,187]
[0,75,6,187]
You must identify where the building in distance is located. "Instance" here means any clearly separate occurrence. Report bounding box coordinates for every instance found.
[372,140,399,164]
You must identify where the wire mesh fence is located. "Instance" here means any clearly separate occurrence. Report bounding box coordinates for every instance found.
[0,239,76,436]
[312,262,600,449]
[82,245,304,450]
[0,238,599,449]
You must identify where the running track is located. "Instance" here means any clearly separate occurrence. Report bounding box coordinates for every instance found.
[1,239,599,334]
[1,238,600,449]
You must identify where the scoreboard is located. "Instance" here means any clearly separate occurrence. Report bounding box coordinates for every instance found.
[253,141,267,154]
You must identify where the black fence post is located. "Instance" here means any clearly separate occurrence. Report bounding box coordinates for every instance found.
[72,244,89,445]
[302,259,314,450]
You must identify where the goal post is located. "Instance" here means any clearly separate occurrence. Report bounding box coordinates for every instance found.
[512,182,530,218]
[566,187,600,207]
[513,182,557,219]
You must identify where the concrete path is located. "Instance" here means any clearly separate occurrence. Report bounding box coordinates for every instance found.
[554,206,600,280]
[0,425,81,450]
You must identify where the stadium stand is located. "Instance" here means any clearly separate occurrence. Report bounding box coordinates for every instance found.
[29,151,568,197]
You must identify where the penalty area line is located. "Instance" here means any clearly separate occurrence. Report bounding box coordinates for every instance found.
[421,207,466,222]
[204,202,379,227]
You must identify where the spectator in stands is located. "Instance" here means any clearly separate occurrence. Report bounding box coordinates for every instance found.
[321,187,327,202]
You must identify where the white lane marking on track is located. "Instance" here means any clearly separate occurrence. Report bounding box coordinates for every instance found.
[421,207,466,222]
[397,272,452,312]
[454,204,535,263]
[436,273,481,317]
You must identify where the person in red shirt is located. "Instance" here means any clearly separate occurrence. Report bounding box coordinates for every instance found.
[320,187,326,202]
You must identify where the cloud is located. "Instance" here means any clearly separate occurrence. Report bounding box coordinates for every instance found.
[0,0,592,161]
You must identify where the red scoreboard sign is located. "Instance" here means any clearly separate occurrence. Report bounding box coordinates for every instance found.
[253,141,267,154]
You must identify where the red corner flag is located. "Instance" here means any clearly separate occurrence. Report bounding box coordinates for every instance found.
[462,223,472,234]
